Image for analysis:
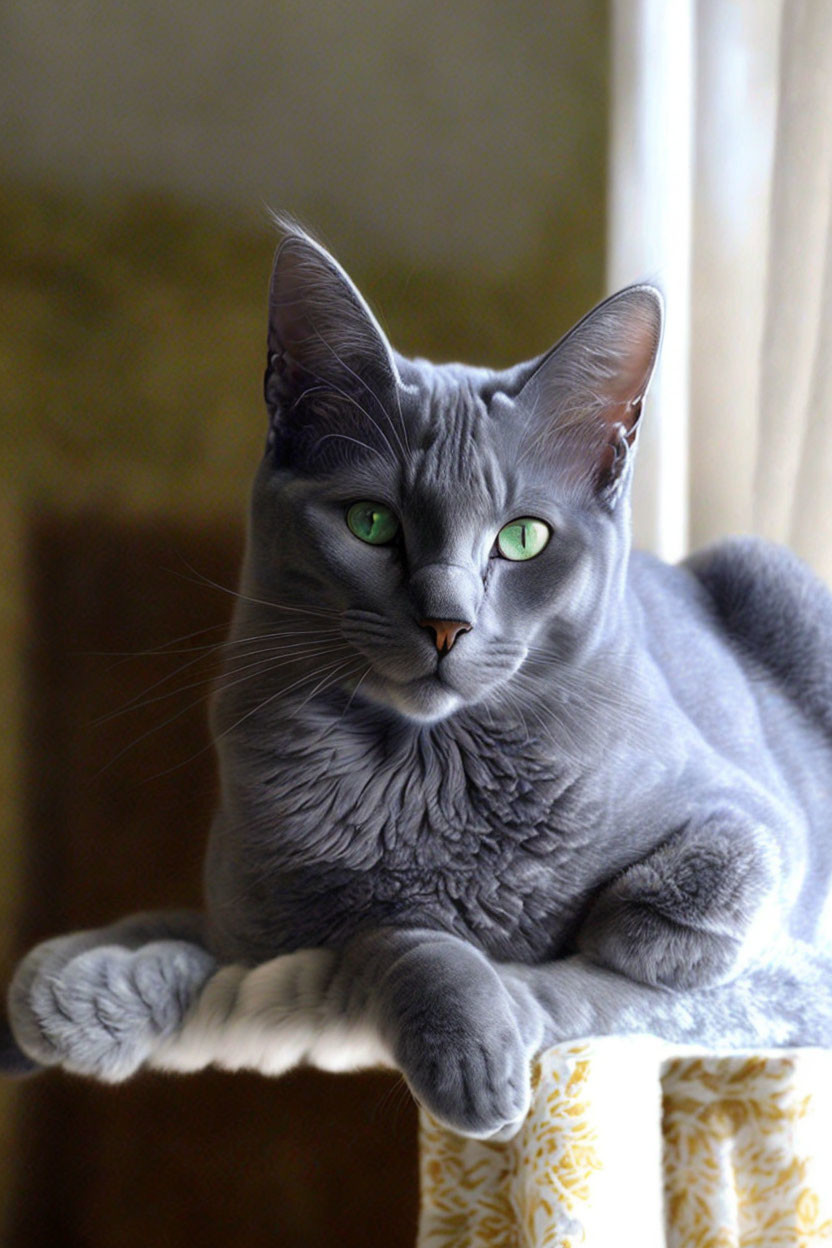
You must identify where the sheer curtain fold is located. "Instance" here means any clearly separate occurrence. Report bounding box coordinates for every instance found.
[753,0,832,582]
[622,0,832,580]
[690,0,780,546]
[608,0,694,562]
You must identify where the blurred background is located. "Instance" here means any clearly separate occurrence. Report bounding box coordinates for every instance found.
[0,2,607,1244]
[4,0,830,1243]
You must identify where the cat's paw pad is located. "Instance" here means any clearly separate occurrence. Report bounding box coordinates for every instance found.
[398,1017,533,1140]
[11,940,215,1080]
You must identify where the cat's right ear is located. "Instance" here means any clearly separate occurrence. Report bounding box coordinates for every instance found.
[264,221,400,466]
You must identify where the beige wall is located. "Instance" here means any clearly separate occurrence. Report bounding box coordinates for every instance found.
[2,0,606,276]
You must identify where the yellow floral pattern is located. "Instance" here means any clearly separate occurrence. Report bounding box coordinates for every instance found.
[663,1054,832,1247]
[418,1043,832,1247]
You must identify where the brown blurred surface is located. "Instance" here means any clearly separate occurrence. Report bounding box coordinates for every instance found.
[5,512,419,1248]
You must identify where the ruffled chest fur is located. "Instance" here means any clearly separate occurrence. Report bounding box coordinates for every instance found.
[214,707,626,962]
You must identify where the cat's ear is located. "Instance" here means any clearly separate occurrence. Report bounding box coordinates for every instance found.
[264,221,400,467]
[515,285,663,503]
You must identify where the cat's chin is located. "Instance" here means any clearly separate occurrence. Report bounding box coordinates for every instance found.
[360,672,463,724]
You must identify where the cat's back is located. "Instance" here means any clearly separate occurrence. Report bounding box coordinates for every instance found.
[628,536,832,738]
[681,536,832,741]
[632,537,832,835]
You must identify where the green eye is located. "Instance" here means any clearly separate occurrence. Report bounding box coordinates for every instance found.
[496,517,551,561]
[346,501,400,545]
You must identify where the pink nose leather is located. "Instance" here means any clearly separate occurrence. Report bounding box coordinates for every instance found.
[419,618,472,654]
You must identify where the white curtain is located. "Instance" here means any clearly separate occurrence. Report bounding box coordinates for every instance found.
[753,1,832,582]
[613,0,832,585]
[690,0,780,549]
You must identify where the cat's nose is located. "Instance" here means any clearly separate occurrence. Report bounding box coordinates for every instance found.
[409,563,483,633]
[419,618,472,654]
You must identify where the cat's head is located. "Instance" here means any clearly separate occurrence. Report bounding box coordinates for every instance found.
[244,222,662,724]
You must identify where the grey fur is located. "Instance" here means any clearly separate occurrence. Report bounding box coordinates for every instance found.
[8,913,214,1081]
[8,224,832,1139]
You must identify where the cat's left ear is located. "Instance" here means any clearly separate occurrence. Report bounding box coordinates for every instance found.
[515,284,663,503]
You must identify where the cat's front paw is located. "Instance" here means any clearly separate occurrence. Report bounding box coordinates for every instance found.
[398,1013,533,1140]
[383,951,535,1139]
[579,897,745,989]
[10,939,216,1081]
[578,827,774,989]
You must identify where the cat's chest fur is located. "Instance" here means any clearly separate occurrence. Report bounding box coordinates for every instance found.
[215,704,645,964]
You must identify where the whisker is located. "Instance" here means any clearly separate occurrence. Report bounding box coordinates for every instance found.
[493,686,533,749]
[372,1073,413,1124]
[311,431,383,459]
[344,663,372,711]
[291,382,400,466]
[93,641,348,726]
[93,621,234,672]
[291,658,361,714]
[93,645,353,780]
[94,641,233,724]
[185,656,356,773]
[508,673,599,754]
[93,691,215,780]
[309,663,373,749]
[93,630,340,724]
[172,559,341,620]
[96,625,341,660]
[496,675,576,755]
[520,651,649,725]
[390,363,410,453]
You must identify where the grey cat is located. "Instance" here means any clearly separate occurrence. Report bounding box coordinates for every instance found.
[8,223,832,1140]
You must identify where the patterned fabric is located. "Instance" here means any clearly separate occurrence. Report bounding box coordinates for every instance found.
[418,1040,832,1247]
